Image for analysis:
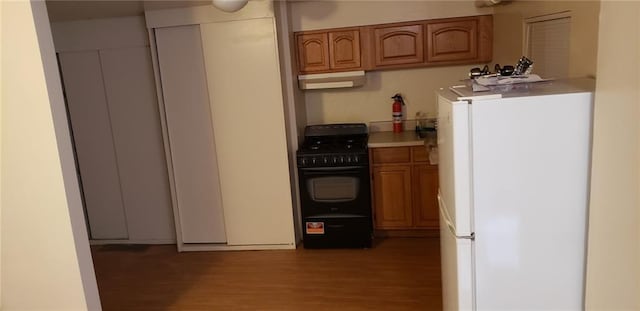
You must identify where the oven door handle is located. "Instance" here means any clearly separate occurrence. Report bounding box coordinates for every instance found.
[299,166,365,172]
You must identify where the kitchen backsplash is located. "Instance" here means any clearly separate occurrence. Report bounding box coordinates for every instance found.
[369,118,436,133]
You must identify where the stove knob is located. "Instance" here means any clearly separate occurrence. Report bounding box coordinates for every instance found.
[332,157,338,164]
[301,158,307,166]
[323,157,329,164]
[339,156,345,164]
[353,156,359,163]
[346,156,352,163]
[312,157,317,165]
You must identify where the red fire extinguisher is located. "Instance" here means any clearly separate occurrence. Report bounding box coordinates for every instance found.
[392,93,405,133]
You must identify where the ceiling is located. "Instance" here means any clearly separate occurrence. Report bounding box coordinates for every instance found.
[45,0,211,22]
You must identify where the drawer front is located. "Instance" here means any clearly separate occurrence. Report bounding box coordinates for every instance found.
[371,147,411,164]
[412,146,429,163]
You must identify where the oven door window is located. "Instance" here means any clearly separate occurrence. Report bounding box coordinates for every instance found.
[307,176,359,202]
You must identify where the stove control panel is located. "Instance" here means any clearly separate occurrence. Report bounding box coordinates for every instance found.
[298,153,367,168]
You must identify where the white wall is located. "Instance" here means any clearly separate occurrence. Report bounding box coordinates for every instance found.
[492,1,600,79]
[586,1,640,309]
[289,0,493,125]
[0,1,100,309]
[274,1,306,242]
[0,0,3,306]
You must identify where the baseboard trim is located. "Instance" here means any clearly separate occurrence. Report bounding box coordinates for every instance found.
[90,239,176,245]
[178,243,297,252]
[374,229,439,238]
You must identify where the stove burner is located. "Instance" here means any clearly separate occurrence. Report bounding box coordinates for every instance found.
[297,123,368,168]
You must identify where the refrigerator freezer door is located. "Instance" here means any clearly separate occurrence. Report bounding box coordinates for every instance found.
[439,202,474,311]
[437,91,473,235]
[470,92,592,310]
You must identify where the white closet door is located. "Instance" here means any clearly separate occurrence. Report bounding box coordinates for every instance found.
[58,51,128,240]
[154,25,227,243]
[201,18,295,246]
[100,47,175,241]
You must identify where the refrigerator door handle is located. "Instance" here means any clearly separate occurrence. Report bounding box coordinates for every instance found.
[438,192,475,241]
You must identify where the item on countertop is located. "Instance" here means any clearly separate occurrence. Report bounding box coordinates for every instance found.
[475,74,544,86]
[470,56,534,80]
[469,64,491,78]
[494,64,515,76]
[514,56,534,75]
[391,93,405,133]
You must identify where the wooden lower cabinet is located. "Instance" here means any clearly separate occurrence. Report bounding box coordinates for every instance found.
[372,165,413,228]
[371,146,439,231]
[412,164,439,228]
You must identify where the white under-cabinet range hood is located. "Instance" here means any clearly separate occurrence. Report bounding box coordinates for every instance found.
[298,70,366,90]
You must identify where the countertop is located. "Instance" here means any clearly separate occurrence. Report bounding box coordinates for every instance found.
[368,131,428,148]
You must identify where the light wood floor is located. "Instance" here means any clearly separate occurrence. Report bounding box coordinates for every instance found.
[91,237,442,311]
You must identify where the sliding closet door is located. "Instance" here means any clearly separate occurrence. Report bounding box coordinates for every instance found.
[201,18,295,245]
[100,47,175,241]
[154,25,227,243]
[58,51,128,240]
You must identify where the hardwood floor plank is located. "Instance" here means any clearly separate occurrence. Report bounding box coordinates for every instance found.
[91,237,442,310]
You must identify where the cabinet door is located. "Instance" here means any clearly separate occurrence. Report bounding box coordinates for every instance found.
[372,24,424,67]
[373,165,413,229]
[426,18,478,63]
[328,29,361,70]
[413,164,440,229]
[296,32,330,73]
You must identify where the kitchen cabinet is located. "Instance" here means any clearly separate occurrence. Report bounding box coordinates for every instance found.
[293,15,492,74]
[372,165,413,228]
[412,164,439,228]
[296,28,362,73]
[425,15,493,64]
[370,146,439,231]
[328,29,362,70]
[370,23,424,68]
[296,32,330,73]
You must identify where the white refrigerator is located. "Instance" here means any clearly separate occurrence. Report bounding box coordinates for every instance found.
[437,78,594,310]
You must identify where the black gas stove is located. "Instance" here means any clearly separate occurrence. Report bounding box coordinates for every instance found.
[297,124,368,167]
[296,123,372,249]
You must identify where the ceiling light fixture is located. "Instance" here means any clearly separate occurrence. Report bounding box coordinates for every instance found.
[212,0,249,12]
[475,0,513,7]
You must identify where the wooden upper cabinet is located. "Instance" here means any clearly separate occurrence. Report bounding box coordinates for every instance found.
[328,29,362,70]
[296,28,362,74]
[372,23,424,67]
[296,32,330,73]
[425,15,493,64]
[426,18,478,63]
[294,15,492,74]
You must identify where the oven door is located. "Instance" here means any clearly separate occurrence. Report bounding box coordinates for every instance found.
[298,165,371,217]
